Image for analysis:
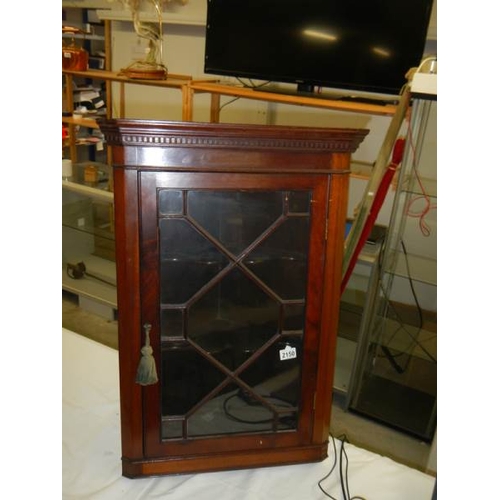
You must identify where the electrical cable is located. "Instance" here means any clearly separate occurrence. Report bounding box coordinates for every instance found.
[380,239,423,351]
[318,433,339,500]
[339,434,367,500]
[318,434,367,500]
[393,239,436,371]
[415,56,437,74]
[219,96,241,112]
[378,239,437,366]
[400,239,424,328]
[339,435,348,500]
[223,394,273,425]
[376,236,423,366]
[235,77,271,89]
[222,392,296,426]
[219,79,273,113]
[379,287,436,364]
[403,91,437,237]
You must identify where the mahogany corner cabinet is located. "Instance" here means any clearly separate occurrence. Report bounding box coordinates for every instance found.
[99,119,368,478]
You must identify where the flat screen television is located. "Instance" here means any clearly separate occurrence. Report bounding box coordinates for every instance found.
[204,0,434,98]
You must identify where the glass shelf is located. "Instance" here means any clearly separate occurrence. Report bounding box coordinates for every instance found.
[62,164,115,266]
[62,197,114,242]
[62,255,117,309]
[62,161,113,203]
[385,249,437,285]
[398,173,437,198]
[62,186,117,312]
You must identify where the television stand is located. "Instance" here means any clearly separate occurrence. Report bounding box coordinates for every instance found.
[255,85,398,106]
[256,84,319,99]
[187,81,398,122]
[336,95,398,106]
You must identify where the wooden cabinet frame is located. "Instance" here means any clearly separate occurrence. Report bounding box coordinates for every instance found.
[100,119,367,477]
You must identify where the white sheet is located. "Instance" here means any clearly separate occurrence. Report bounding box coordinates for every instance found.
[62,328,436,500]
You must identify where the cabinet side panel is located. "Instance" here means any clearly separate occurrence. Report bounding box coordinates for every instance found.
[313,154,352,444]
[114,165,144,460]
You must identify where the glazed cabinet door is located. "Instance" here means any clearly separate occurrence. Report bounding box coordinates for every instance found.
[139,171,329,460]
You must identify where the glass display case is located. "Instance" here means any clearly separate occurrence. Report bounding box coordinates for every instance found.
[62,161,116,319]
[348,96,437,441]
[334,235,384,403]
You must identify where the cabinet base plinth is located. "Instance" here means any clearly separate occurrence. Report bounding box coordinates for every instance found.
[122,442,328,478]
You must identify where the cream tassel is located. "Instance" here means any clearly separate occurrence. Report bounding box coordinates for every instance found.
[136,323,159,386]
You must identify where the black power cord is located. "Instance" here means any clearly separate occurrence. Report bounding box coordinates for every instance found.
[318,433,339,500]
[377,238,437,370]
[318,434,367,500]
[219,78,273,113]
[222,392,296,427]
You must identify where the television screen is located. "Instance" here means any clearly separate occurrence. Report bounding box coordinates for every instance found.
[204,0,434,97]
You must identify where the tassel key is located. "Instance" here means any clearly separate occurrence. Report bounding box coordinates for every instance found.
[135,323,159,386]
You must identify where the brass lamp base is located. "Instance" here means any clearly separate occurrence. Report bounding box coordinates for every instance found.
[120,61,168,80]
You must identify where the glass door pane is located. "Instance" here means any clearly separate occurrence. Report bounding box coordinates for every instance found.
[158,189,312,440]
